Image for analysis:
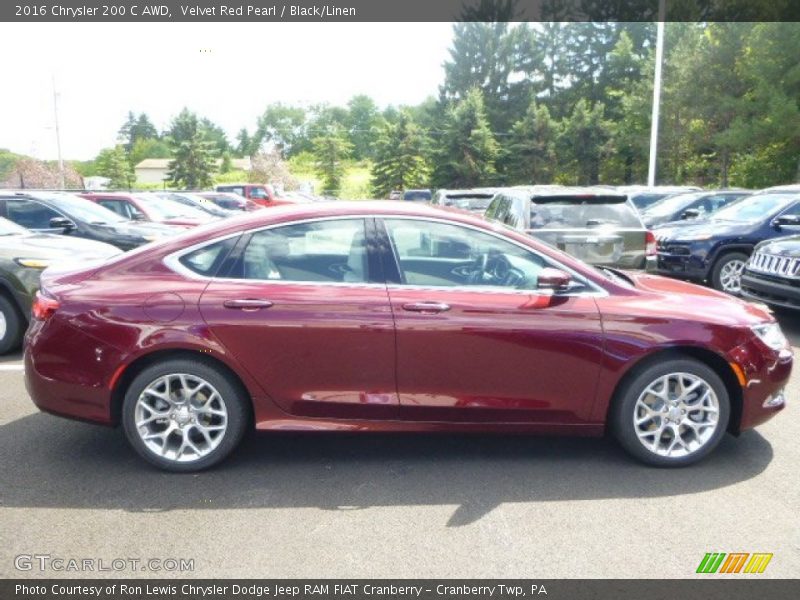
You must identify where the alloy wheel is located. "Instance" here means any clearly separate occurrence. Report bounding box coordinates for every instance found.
[633,372,720,458]
[134,373,228,463]
[719,259,745,293]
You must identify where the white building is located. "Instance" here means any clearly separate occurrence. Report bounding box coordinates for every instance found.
[134,158,252,185]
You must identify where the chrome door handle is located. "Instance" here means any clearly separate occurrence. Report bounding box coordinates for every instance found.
[223,298,274,310]
[402,301,451,314]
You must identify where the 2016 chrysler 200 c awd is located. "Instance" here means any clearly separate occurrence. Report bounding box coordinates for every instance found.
[24,202,791,471]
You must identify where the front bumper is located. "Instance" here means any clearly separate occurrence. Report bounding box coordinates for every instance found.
[727,337,792,432]
[741,271,800,310]
[655,249,709,280]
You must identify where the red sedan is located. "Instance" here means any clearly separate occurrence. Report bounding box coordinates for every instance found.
[24,202,791,471]
[79,192,215,228]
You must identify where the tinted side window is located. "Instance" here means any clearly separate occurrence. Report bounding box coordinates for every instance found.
[5,199,61,229]
[385,219,549,290]
[97,199,129,218]
[229,219,368,283]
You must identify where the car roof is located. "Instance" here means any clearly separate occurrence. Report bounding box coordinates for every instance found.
[507,186,628,200]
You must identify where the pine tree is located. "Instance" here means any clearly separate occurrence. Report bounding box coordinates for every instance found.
[433,88,499,188]
[370,111,430,197]
[166,109,216,189]
[312,124,352,196]
[506,101,558,185]
[559,99,611,185]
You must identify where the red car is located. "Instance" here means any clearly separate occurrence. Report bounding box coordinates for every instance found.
[25,202,791,471]
[79,192,215,228]
[214,184,293,208]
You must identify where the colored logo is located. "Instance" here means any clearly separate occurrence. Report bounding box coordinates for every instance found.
[696,552,773,574]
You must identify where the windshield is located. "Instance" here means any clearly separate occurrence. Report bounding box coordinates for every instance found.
[134,195,210,220]
[710,193,796,222]
[630,193,669,209]
[0,216,29,236]
[529,196,642,228]
[644,192,703,217]
[44,193,128,224]
[404,190,432,201]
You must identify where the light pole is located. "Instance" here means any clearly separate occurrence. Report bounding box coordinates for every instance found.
[52,75,65,189]
[647,0,667,187]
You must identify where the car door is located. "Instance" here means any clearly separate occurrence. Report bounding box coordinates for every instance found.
[379,217,605,425]
[198,217,398,420]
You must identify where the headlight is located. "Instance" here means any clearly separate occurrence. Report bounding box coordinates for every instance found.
[751,322,788,351]
[14,258,51,269]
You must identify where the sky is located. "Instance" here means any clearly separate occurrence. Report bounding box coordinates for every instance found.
[0,22,454,160]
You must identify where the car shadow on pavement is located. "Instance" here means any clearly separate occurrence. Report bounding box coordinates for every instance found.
[775,309,800,347]
[0,412,773,526]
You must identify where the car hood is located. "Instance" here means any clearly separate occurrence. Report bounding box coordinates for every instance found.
[95,220,179,239]
[621,270,773,328]
[755,235,800,257]
[0,233,120,260]
[654,219,752,241]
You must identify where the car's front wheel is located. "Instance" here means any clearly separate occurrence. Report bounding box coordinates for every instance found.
[0,295,24,355]
[122,358,249,472]
[611,358,730,467]
[711,252,749,294]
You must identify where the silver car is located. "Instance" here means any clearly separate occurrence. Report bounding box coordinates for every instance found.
[484,187,656,270]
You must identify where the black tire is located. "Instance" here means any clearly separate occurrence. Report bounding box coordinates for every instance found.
[710,251,749,294]
[122,358,249,472]
[611,358,730,467]
[0,295,24,355]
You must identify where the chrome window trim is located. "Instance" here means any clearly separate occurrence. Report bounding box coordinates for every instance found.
[163,214,608,297]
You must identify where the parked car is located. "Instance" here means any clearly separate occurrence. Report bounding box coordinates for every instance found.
[654,189,800,294]
[79,192,216,228]
[215,184,289,207]
[388,190,403,201]
[484,187,656,270]
[641,190,751,228]
[619,186,702,212]
[0,216,119,353]
[402,189,432,202]
[156,192,236,218]
[25,201,790,471]
[741,235,800,309]
[0,191,177,251]
[197,191,261,212]
[431,188,497,215]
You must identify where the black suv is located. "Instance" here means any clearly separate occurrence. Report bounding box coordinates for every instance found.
[0,191,178,250]
[742,235,800,309]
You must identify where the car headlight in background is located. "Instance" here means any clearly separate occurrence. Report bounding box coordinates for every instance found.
[14,258,52,269]
[751,322,788,351]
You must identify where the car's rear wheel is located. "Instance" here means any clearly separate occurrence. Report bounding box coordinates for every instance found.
[711,252,749,294]
[611,358,730,467]
[122,358,249,472]
[0,295,24,355]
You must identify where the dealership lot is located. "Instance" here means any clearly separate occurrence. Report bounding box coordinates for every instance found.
[1,312,799,579]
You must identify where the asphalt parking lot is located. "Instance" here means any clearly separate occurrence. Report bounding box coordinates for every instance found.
[2,312,799,579]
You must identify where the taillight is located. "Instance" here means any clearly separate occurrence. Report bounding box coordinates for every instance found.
[32,291,59,321]
[645,231,657,257]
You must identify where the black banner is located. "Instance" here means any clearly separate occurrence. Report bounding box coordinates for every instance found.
[3,0,800,23]
[4,580,800,600]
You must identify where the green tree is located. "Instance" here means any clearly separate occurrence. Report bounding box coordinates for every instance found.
[199,118,231,157]
[346,95,380,160]
[506,101,559,185]
[95,145,133,189]
[255,104,307,158]
[166,109,216,189]
[130,137,171,167]
[370,111,430,197]
[118,111,159,154]
[559,99,612,185]
[312,123,352,196]
[432,88,499,188]
[235,128,258,157]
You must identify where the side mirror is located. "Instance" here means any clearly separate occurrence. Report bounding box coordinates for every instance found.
[773,215,800,229]
[131,212,146,221]
[537,268,572,293]
[49,216,75,232]
[681,208,701,220]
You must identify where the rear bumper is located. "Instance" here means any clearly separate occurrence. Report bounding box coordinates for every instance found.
[741,272,800,310]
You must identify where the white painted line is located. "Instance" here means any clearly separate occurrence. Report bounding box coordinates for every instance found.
[0,365,24,371]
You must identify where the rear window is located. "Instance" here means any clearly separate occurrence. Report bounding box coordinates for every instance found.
[529,195,641,229]
[403,190,432,202]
